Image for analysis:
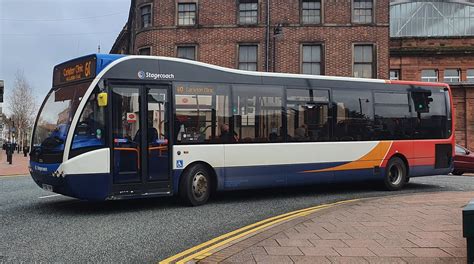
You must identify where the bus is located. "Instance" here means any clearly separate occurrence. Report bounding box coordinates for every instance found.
[30,54,454,206]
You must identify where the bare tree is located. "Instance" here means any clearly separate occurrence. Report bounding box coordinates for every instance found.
[7,70,37,150]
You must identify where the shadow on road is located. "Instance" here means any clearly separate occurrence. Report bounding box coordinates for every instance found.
[26,180,440,216]
[213,181,438,204]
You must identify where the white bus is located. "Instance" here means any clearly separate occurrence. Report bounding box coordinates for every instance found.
[30,54,454,205]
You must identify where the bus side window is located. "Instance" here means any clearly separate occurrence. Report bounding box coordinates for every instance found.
[411,90,449,139]
[286,88,331,142]
[233,85,283,143]
[373,92,411,140]
[174,83,231,144]
[332,89,374,141]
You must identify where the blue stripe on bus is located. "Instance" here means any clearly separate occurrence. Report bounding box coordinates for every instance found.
[64,173,110,201]
[30,169,110,201]
[30,161,60,175]
[410,165,452,177]
[172,161,385,192]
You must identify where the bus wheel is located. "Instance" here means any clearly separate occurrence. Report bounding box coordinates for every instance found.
[384,157,407,191]
[452,170,464,176]
[179,164,211,206]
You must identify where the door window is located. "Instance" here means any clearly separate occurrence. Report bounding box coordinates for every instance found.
[147,87,170,181]
[112,87,141,184]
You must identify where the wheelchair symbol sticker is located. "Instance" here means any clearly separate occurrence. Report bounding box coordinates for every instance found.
[176,160,184,168]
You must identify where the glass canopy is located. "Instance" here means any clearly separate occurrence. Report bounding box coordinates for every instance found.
[390,0,474,37]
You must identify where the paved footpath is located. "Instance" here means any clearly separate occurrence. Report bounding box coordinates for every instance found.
[0,152,29,176]
[196,191,473,264]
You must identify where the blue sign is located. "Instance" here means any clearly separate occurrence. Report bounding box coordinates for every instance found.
[176,160,184,168]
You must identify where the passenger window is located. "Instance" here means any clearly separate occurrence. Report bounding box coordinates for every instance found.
[174,83,231,144]
[70,87,107,158]
[332,89,374,141]
[412,89,449,139]
[233,85,283,143]
[286,89,331,142]
[373,92,411,140]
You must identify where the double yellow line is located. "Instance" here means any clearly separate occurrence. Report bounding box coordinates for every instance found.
[160,199,359,264]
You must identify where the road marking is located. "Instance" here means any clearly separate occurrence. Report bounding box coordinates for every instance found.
[39,194,61,199]
[0,174,28,179]
[159,199,359,264]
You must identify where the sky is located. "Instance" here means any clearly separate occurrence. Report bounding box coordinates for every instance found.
[0,0,131,115]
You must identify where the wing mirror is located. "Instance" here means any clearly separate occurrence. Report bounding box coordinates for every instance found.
[98,92,108,107]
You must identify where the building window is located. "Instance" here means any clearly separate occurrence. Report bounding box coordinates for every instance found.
[140,5,152,29]
[353,45,375,78]
[421,69,438,82]
[239,45,258,71]
[353,0,373,24]
[301,0,321,24]
[138,47,151,55]
[177,46,196,60]
[239,0,258,25]
[302,45,322,75]
[390,70,400,80]
[178,3,197,26]
[468,69,474,83]
[443,69,460,83]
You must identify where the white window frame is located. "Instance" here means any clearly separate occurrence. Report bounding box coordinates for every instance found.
[421,69,438,82]
[443,69,460,83]
[467,69,474,83]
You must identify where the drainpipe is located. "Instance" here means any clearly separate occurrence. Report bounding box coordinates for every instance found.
[265,0,271,72]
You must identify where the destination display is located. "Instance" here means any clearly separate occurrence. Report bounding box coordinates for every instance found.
[53,56,97,86]
[175,85,215,95]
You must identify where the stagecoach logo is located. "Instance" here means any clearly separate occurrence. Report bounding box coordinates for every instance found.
[138,70,146,79]
[137,70,175,80]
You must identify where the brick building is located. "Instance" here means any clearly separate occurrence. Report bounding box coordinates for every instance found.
[111,0,390,79]
[389,0,474,149]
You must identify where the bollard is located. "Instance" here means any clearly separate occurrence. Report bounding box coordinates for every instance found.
[463,199,474,264]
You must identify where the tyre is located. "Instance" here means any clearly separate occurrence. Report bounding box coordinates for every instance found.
[179,164,211,206]
[383,157,407,191]
[452,170,464,176]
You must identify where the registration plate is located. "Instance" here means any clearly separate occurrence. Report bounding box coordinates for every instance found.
[42,184,53,192]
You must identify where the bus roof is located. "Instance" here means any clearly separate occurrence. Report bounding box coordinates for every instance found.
[56,54,449,89]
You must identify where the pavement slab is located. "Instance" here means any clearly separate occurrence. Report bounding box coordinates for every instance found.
[0,152,29,176]
[198,191,473,263]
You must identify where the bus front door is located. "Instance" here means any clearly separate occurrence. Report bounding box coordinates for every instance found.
[111,84,171,195]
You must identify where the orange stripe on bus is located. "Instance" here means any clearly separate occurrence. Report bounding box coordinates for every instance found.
[301,141,393,173]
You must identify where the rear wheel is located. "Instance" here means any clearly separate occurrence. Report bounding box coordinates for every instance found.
[384,157,407,191]
[452,170,464,176]
[179,164,211,206]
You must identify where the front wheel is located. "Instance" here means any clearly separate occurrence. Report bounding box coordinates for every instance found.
[452,170,464,176]
[384,157,407,191]
[179,164,211,206]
